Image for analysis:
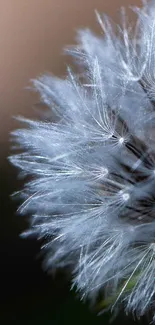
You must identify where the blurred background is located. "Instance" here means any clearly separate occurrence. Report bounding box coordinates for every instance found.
[0,0,147,324]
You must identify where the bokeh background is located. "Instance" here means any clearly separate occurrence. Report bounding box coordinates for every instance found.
[0,0,147,324]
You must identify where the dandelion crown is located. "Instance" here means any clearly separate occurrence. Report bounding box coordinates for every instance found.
[9,0,155,322]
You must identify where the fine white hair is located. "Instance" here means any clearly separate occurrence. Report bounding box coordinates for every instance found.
[9,0,155,322]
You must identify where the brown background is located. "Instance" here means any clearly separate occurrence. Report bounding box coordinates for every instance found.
[1,1,144,324]
[0,0,141,152]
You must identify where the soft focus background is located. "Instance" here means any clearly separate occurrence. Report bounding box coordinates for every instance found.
[0,0,147,324]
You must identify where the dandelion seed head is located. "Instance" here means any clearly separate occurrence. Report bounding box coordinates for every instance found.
[9,0,155,323]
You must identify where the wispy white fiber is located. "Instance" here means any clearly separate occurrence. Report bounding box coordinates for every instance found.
[9,0,155,322]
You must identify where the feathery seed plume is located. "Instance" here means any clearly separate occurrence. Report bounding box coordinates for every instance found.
[9,0,155,322]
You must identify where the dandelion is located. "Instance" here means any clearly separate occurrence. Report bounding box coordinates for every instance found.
[9,0,155,322]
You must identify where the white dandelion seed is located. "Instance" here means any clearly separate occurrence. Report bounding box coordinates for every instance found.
[9,0,155,323]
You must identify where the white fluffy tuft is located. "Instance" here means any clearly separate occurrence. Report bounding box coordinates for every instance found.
[9,0,155,322]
